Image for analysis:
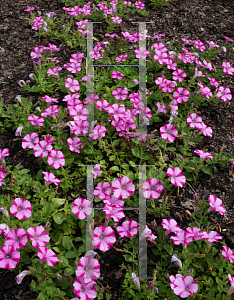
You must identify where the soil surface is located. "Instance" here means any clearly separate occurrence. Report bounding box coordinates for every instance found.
[0,0,234,299]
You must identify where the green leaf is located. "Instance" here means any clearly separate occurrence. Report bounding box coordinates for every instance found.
[202,166,212,175]
[42,202,55,217]
[131,146,141,158]
[167,147,176,151]
[131,138,141,144]
[62,236,73,250]
[52,247,61,253]
[164,244,173,255]
[53,212,66,224]
[66,251,77,258]
[183,171,193,181]
[52,198,66,208]
[109,166,119,172]
[109,155,116,161]
[112,139,120,147]
[123,254,132,262]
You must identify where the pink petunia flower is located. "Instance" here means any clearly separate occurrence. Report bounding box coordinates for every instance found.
[172,69,186,82]
[67,137,83,153]
[47,149,65,169]
[0,245,21,270]
[139,225,157,242]
[102,195,124,207]
[135,1,145,9]
[216,86,232,102]
[187,113,203,130]
[222,246,234,263]
[75,256,100,282]
[116,220,138,238]
[112,70,124,80]
[27,226,50,248]
[91,164,102,179]
[167,167,186,187]
[89,125,107,140]
[65,78,80,93]
[202,230,222,246]
[22,132,39,149]
[160,124,178,143]
[41,105,60,118]
[93,182,112,200]
[135,47,149,59]
[0,148,10,160]
[0,224,11,236]
[161,219,181,233]
[10,198,32,220]
[72,198,92,220]
[103,204,125,222]
[222,61,234,75]
[142,178,164,199]
[208,194,226,215]
[33,140,52,158]
[170,275,198,298]
[42,95,59,103]
[186,227,203,241]
[171,230,193,245]
[42,171,60,186]
[111,176,135,199]
[73,278,97,300]
[173,87,190,103]
[194,149,213,161]
[5,228,28,249]
[92,225,116,251]
[155,102,167,115]
[37,246,58,266]
[228,274,234,295]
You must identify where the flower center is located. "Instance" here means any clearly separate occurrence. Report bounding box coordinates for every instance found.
[6,254,11,258]
[100,235,104,239]
[79,206,83,210]
[151,187,155,190]
[18,206,22,211]
[84,266,89,271]
[122,186,126,190]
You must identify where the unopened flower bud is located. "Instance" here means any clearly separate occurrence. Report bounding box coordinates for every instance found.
[149,279,154,292]
[151,219,158,231]
[56,273,65,281]
[85,250,97,258]
[171,254,183,268]
[131,273,140,290]
[193,193,200,204]
[15,95,22,104]
[66,273,72,284]
[41,274,48,283]
[132,79,139,84]
[35,107,41,113]
[222,46,227,53]
[18,80,25,87]
[15,126,23,137]
[186,269,193,274]
[44,221,51,231]
[15,270,31,285]
[0,207,9,218]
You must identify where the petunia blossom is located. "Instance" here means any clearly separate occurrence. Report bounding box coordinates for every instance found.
[92,225,116,252]
[10,198,32,220]
[207,194,226,215]
[72,198,92,220]
[167,167,186,187]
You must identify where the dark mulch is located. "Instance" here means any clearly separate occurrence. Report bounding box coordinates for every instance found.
[0,0,234,299]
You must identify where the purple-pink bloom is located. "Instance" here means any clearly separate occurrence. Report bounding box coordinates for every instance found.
[93,182,112,200]
[27,225,50,248]
[47,149,65,169]
[37,246,59,267]
[167,167,186,187]
[92,225,116,252]
[5,228,28,249]
[111,176,135,199]
[116,220,138,238]
[75,256,100,282]
[42,171,61,186]
[142,178,164,199]
[170,275,198,298]
[65,78,80,93]
[72,198,92,220]
[33,140,52,158]
[0,148,10,159]
[91,164,102,179]
[194,149,213,160]
[173,87,190,103]
[216,86,232,102]
[22,132,39,149]
[208,194,226,215]
[160,124,178,143]
[171,230,193,245]
[10,198,32,220]
[73,278,97,300]
[222,246,234,263]
[0,245,21,270]
[67,137,83,153]
[202,230,222,245]
[187,113,203,130]
[139,225,157,242]
[161,219,181,233]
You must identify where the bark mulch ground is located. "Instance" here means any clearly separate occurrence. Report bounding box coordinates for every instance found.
[0,0,234,298]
